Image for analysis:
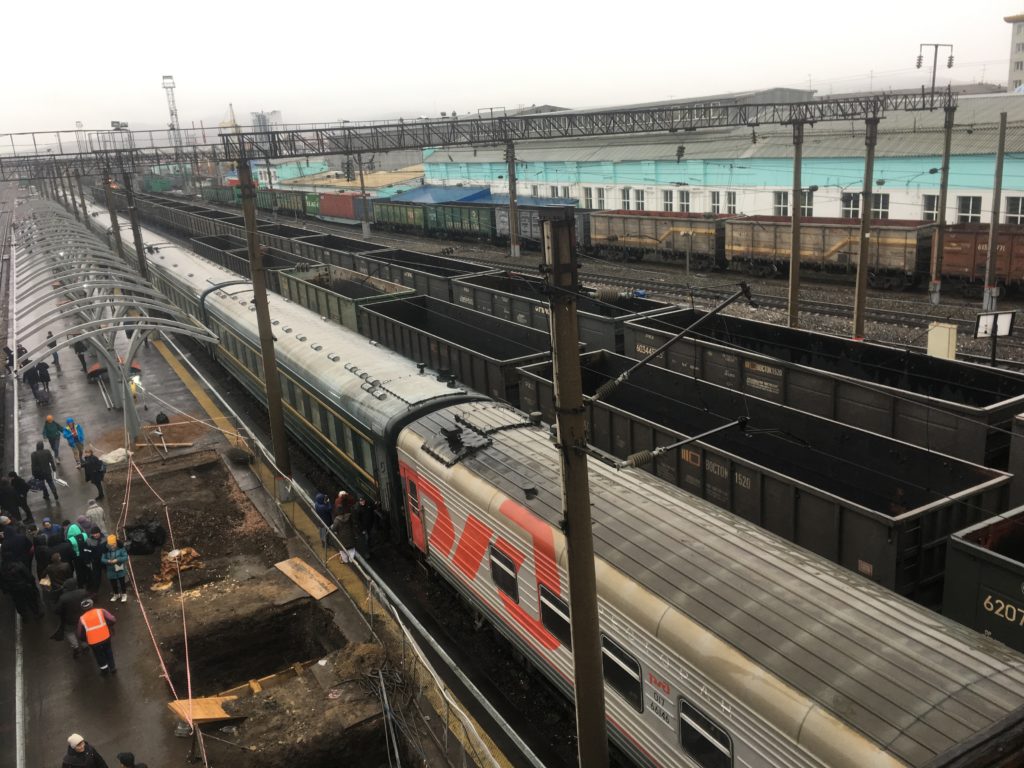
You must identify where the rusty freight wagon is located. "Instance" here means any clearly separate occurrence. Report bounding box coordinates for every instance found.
[724,216,933,288]
[940,223,1024,291]
[624,308,1024,468]
[589,210,724,268]
[519,349,1010,605]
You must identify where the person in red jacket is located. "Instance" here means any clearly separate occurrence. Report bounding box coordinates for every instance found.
[77,599,117,674]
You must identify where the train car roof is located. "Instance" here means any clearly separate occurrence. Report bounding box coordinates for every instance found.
[146,240,471,434]
[405,401,1024,767]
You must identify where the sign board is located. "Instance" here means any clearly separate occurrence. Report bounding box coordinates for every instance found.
[975,311,1016,340]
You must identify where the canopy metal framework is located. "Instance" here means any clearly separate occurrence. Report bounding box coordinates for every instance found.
[12,202,217,441]
[0,91,959,180]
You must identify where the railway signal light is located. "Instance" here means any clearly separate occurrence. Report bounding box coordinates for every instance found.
[916,55,923,68]
[947,55,954,68]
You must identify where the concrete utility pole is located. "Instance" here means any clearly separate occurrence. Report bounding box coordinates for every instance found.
[121,171,150,280]
[65,169,81,221]
[102,171,125,260]
[238,160,292,478]
[852,117,879,340]
[57,165,70,209]
[542,208,609,768]
[983,112,1008,313]
[506,141,521,258]
[928,105,956,304]
[788,123,804,328]
[357,153,371,237]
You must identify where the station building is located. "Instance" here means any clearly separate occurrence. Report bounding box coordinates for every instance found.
[423,88,1024,225]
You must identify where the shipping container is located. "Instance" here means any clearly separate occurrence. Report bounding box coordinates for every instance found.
[624,309,1024,468]
[452,271,668,352]
[361,295,556,405]
[318,192,362,221]
[304,193,319,218]
[944,507,1024,651]
[275,263,415,331]
[519,349,1010,605]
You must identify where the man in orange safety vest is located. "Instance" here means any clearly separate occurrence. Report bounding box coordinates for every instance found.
[77,599,117,674]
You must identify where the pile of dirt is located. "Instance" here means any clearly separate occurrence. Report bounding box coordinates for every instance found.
[210,643,397,768]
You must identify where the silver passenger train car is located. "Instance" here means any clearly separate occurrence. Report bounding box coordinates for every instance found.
[133,210,1024,767]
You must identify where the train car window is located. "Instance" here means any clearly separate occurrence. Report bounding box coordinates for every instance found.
[678,698,732,768]
[359,437,374,475]
[539,586,571,649]
[406,479,420,513]
[300,392,313,421]
[489,546,519,603]
[601,635,643,712]
[317,404,329,434]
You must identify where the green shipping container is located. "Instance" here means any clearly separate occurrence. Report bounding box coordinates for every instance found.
[305,193,319,217]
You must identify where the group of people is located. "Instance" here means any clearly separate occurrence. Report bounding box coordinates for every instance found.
[313,489,378,560]
[63,734,146,768]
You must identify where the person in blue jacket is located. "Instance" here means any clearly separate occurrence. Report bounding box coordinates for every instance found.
[63,418,85,468]
[101,535,129,603]
[313,492,333,545]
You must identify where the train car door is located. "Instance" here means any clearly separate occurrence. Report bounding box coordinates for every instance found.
[401,467,427,554]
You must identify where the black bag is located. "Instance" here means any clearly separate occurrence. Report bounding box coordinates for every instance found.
[27,477,45,492]
[155,412,170,425]
[127,528,154,555]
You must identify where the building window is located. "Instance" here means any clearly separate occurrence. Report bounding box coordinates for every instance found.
[561,186,570,198]
[679,190,691,213]
[596,188,605,210]
[710,191,721,214]
[539,586,571,649]
[800,190,813,217]
[622,188,631,211]
[1017,61,1024,71]
[583,187,593,208]
[1016,80,1023,89]
[923,194,939,221]
[773,191,789,217]
[550,186,559,198]
[530,185,538,197]
[726,191,737,214]
[871,193,890,220]
[663,190,674,212]
[601,635,643,712]
[1007,197,1024,225]
[634,189,645,211]
[957,196,982,223]
[841,193,860,219]
[1016,42,1024,52]
[679,699,733,768]
[489,546,519,602]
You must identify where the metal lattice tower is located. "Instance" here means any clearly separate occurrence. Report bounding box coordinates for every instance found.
[162,75,188,191]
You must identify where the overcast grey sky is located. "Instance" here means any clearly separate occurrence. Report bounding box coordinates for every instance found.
[2,0,1019,135]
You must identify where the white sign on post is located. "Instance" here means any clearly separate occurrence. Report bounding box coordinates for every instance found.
[974,311,1016,340]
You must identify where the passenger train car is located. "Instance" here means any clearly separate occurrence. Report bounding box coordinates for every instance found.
[136,218,1024,768]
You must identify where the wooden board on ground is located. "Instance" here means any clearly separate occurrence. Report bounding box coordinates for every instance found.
[274,557,337,600]
[167,695,238,723]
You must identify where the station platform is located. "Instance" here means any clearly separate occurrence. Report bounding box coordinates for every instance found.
[1,245,375,765]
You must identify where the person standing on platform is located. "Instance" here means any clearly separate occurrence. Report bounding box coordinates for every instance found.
[101,535,128,603]
[313,492,333,544]
[4,346,13,374]
[23,363,42,403]
[44,552,74,605]
[36,361,51,393]
[64,518,88,588]
[0,478,28,524]
[116,752,147,768]
[31,440,59,502]
[63,418,85,468]
[356,496,377,560]
[0,560,43,620]
[43,415,63,463]
[46,330,60,369]
[8,471,34,521]
[41,516,63,542]
[82,450,106,501]
[54,581,88,657]
[77,598,117,674]
[82,526,106,594]
[62,733,109,768]
[72,337,88,374]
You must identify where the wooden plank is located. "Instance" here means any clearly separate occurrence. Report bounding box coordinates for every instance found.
[274,557,338,600]
[167,696,238,724]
